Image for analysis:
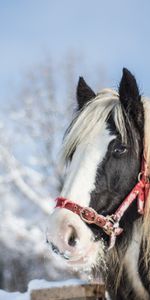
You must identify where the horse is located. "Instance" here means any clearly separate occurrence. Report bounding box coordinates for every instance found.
[47,68,150,300]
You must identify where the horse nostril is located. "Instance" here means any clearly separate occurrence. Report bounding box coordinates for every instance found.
[68,234,76,247]
[67,227,77,247]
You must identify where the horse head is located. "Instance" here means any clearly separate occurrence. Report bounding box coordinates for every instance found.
[47,69,150,286]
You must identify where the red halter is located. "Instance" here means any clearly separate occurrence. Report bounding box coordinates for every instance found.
[55,158,150,249]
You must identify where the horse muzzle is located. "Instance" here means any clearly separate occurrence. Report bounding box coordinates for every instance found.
[46,208,100,266]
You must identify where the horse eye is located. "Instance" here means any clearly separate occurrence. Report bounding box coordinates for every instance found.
[113,145,127,155]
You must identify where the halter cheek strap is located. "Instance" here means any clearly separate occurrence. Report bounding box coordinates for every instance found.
[55,158,150,249]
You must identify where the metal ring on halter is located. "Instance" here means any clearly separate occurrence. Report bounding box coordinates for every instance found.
[103,215,117,236]
[138,172,144,182]
[138,172,150,183]
[79,207,97,224]
[105,215,116,224]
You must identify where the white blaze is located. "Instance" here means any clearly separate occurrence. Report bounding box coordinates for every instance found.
[61,125,114,207]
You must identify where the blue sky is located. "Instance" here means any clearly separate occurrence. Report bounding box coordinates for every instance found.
[0,0,150,101]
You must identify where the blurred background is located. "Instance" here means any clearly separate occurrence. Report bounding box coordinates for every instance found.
[0,0,150,292]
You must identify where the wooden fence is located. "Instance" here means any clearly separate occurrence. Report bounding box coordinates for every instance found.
[30,283,105,300]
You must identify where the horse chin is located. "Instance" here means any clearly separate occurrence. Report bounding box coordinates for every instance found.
[48,238,105,272]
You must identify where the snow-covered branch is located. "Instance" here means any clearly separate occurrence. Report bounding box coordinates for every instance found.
[0,145,52,214]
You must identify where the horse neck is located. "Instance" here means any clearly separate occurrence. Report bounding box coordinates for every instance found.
[104,218,149,299]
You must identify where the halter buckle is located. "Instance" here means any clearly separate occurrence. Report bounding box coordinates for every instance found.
[80,207,97,224]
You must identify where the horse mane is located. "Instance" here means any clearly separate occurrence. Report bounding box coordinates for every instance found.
[61,89,127,163]
[142,98,150,263]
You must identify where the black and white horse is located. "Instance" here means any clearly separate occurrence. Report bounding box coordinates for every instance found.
[47,69,150,300]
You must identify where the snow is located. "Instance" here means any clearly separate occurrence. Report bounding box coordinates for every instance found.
[0,279,87,300]
[0,118,60,290]
[28,278,86,289]
[0,59,104,292]
[0,289,28,300]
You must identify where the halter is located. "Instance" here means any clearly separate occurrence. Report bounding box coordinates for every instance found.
[55,158,150,249]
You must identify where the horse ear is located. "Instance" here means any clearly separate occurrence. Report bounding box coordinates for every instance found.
[119,68,141,110]
[77,77,96,110]
[119,68,143,132]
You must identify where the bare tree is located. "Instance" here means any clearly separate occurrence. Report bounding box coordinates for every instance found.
[0,53,107,291]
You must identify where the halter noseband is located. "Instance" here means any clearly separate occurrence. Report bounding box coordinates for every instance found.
[55,158,150,249]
